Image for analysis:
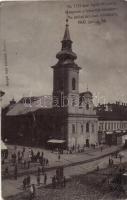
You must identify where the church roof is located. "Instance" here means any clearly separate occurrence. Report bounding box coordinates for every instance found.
[6,96,52,116]
[56,50,77,60]
[80,91,93,98]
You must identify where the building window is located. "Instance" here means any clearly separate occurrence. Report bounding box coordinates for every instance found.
[108,123,110,130]
[72,78,76,90]
[111,123,113,130]
[86,122,89,133]
[86,103,89,110]
[102,123,104,130]
[105,123,107,130]
[117,123,119,129]
[92,124,94,133]
[72,96,76,106]
[114,123,116,130]
[81,124,83,134]
[72,124,75,134]
[100,123,103,131]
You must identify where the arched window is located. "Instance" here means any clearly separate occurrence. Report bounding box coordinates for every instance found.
[72,124,75,134]
[72,78,76,90]
[92,124,94,133]
[86,122,89,133]
[81,124,83,134]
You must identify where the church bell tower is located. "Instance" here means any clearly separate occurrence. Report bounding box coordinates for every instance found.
[51,19,81,107]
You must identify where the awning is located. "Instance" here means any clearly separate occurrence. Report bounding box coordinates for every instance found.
[1,141,7,150]
[106,131,113,135]
[123,172,127,176]
[115,130,122,134]
[47,139,65,144]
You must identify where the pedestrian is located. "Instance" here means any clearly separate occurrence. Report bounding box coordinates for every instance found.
[40,158,43,166]
[21,159,24,169]
[43,158,45,166]
[46,159,49,166]
[63,176,66,187]
[23,178,26,190]
[18,150,20,157]
[14,145,17,151]
[28,160,30,169]
[37,175,40,186]
[31,150,34,157]
[24,160,26,169]
[58,153,60,161]
[5,149,8,159]
[14,164,18,180]
[109,157,111,166]
[2,158,5,165]
[42,166,45,175]
[52,176,55,188]
[23,146,25,153]
[37,167,41,176]
[27,175,31,187]
[111,159,114,166]
[44,173,47,185]
[22,151,24,158]
[30,184,35,199]
[13,153,16,165]
[5,167,9,176]
[18,154,21,164]
[37,151,40,160]
[101,146,103,152]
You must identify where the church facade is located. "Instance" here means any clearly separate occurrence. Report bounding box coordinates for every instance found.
[4,20,99,148]
[51,20,98,148]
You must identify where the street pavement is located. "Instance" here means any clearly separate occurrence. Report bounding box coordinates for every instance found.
[2,145,126,198]
[2,144,121,177]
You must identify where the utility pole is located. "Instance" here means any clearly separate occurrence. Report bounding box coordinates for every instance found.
[0,90,5,140]
[3,40,9,87]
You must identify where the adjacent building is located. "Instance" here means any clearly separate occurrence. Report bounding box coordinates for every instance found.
[96,102,127,145]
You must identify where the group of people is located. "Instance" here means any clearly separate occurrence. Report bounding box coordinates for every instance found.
[2,149,9,163]
[3,146,50,178]
[36,169,47,186]
[2,145,67,193]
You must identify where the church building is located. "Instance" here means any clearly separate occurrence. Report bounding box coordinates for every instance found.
[51,19,98,148]
[4,20,99,148]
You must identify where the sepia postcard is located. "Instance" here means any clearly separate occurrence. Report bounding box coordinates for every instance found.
[0,0,127,199]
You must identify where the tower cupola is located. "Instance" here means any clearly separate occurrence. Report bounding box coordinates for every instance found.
[56,19,77,62]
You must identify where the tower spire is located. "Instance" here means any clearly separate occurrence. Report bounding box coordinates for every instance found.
[63,18,71,41]
[61,18,73,51]
[53,19,81,66]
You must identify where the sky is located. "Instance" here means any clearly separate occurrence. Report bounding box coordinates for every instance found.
[0,0,127,106]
